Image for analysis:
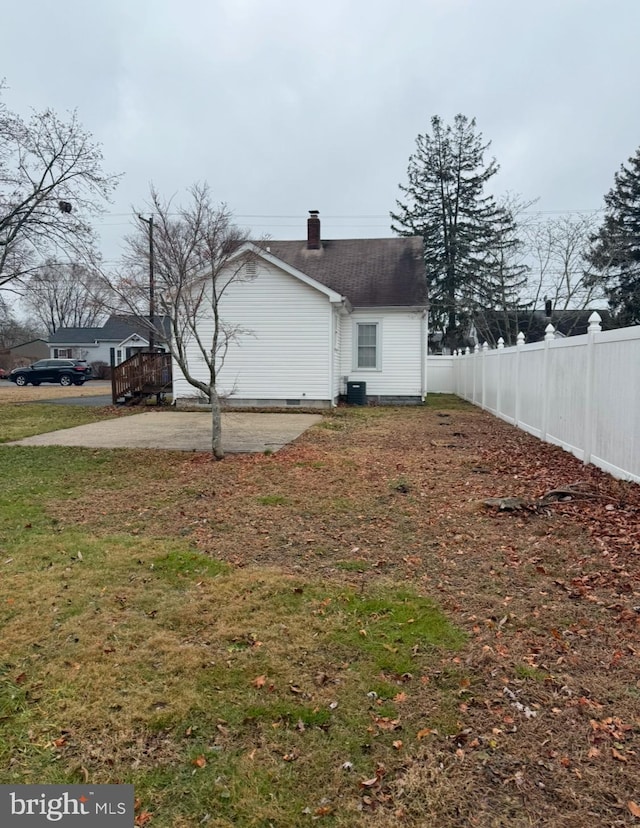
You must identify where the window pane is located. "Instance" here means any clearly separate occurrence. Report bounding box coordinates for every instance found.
[357,324,377,368]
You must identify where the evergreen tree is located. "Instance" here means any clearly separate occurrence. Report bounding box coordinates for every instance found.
[391,114,514,348]
[586,146,640,325]
[471,196,530,346]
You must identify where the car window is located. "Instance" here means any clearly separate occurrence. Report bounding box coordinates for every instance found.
[32,360,49,368]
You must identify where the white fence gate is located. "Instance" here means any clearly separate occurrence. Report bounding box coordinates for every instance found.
[449,314,640,484]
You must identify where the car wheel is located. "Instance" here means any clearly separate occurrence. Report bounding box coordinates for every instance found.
[60,374,73,387]
[14,374,28,387]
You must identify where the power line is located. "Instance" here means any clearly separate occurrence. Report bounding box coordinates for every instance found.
[95,207,605,221]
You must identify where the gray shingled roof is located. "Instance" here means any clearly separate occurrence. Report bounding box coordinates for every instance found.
[49,315,170,344]
[49,327,104,344]
[264,237,426,307]
[101,315,171,340]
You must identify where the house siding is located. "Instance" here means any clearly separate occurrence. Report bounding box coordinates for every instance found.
[48,342,127,365]
[173,260,333,405]
[49,342,105,361]
[340,309,425,400]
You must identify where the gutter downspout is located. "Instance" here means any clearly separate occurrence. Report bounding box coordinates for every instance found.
[328,298,347,407]
[421,308,428,400]
[328,304,335,407]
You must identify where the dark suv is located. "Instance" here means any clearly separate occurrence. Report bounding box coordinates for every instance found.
[9,359,92,387]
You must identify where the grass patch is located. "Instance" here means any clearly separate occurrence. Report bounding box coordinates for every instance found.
[330,590,466,674]
[424,393,474,410]
[256,494,290,506]
[0,403,119,442]
[335,559,372,572]
[513,663,548,682]
[151,550,229,583]
[0,500,465,826]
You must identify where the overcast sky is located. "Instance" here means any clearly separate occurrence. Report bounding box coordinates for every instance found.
[2,0,639,265]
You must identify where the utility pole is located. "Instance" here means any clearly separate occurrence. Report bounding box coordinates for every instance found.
[138,215,155,351]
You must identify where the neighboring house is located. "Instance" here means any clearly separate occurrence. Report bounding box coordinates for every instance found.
[0,338,49,370]
[49,316,170,366]
[173,211,427,408]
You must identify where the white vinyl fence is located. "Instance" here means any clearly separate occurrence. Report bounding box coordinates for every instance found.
[449,314,640,483]
[426,356,455,393]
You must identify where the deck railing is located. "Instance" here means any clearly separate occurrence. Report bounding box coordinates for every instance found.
[111,352,172,404]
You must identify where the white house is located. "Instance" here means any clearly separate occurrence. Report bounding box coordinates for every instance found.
[173,212,427,408]
[49,315,170,366]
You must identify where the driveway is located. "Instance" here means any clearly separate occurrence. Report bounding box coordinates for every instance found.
[8,411,323,453]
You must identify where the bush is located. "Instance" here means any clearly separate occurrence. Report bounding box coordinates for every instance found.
[90,361,111,379]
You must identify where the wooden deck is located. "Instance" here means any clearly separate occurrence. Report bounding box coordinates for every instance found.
[111,352,172,405]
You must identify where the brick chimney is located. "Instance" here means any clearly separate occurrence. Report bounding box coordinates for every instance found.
[307,210,321,250]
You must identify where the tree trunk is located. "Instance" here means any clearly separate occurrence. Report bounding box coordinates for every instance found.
[210,385,224,460]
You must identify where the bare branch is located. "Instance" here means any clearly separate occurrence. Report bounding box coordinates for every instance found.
[0,88,119,287]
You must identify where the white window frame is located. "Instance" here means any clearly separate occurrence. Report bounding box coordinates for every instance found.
[352,319,382,371]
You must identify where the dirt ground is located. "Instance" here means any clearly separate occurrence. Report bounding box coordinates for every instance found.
[57,403,640,826]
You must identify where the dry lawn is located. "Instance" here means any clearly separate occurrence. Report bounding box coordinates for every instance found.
[1,400,639,827]
[0,379,111,403]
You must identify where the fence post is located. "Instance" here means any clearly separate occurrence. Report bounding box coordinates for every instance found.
[583,312,602,466]
[541,323,555,442]
[514,332,525,428]
[465,347,471,400]
[473,344,480,405]
[481,342,488,409]
[453,349,458,396]
[496,337,504,417]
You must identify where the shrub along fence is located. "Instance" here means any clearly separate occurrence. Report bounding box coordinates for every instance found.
[449,313,640,483]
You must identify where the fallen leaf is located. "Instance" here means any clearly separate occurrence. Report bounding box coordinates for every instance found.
[252,675,266,688]
[612,748,628,762]
[628,801,640,818]
[192,755,207,768]
[134,812,153,826]
[392,740,403,750]
[360,777,379,788]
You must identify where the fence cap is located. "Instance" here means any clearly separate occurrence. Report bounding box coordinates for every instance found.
[516,332,525,345]
[588,311,602,332]
[544,323,555,341]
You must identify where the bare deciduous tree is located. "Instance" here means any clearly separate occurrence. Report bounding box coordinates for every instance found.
[0,82,119,289]
[522,213,605,336]
[21,259,110,334]
[111,183,254,459]
[0,294,45,357]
